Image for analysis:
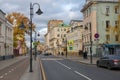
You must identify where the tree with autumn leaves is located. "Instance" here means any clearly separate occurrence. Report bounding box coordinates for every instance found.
[6,12,36,48]
[105,2,120,44]
[112,2,120,43]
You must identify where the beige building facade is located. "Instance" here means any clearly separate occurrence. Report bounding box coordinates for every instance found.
[45,20,70,55]
[67,20,83,56]
[44,32,51,53]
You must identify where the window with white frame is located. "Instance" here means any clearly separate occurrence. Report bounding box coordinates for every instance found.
[115,34,119,41]
[115,20,118,27]
[115,6,119,14]
[106,20,110,28]
[106,6,110,15]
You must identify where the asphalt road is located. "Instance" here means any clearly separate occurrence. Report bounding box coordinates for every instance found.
[0,58,29,80]
[40,55,120,80]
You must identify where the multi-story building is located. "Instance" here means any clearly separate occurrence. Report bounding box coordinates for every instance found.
[47,20,63,32]
[67,20,83,56]
[0,9,13,60]
[45,20,70,55]
[81,0,119,56]
[44,32,51,53]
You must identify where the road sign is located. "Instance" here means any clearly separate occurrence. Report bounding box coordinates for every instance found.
[94,33,99,38]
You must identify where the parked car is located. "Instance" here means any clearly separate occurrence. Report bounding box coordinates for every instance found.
[96,55,120,69]
[43,53,52,56]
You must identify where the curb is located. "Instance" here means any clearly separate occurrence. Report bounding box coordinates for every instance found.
[39,57,47,80]
[77,60,96,65]
[57,56,96,65]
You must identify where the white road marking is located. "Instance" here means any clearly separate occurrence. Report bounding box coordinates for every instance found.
[11,69,14,71]
[0,76,4,79]
[55,61,71,70]
[4,73,8,75]
[9,70,12,73]
[74,71,92,80]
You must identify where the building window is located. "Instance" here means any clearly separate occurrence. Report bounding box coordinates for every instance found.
[57,28,59,31]
[64,34,66,37]
[0,21,2,35]
[0,26,1,35]
[89,22,91,31]
[115,7,119,14]
[106,6,110,16]
[64,28,66,31]
[86,10,88,17]
[61,34,62,38]
[62,38,64,42]
[115,21,118,27]
[106,21,110,28]
[57,34,60,37]
[106,34,110,41]
[61,28,62,31]
[115,35,119,41]
[89,8,91,15]
[71,27,73,32]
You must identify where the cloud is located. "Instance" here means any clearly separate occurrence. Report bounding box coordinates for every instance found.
[0,0,86,43]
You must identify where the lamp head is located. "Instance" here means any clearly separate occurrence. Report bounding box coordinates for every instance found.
[36,8,43,15]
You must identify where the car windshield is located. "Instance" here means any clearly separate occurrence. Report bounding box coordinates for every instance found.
[108,55,120,59]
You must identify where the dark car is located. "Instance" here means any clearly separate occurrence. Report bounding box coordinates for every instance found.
[43,53,52,56]
[96,55,120,69]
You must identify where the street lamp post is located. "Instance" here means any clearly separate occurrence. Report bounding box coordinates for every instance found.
[90,26,92,64]
[29,2,43,72]
[34,31,40,60]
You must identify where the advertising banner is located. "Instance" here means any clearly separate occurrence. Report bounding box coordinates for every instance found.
[67,40,74,52]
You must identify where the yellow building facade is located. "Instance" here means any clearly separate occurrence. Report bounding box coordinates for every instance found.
[67,20,83,57]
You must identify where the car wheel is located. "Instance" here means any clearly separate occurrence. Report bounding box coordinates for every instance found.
[107,63,112,70]
[97,61,100,67]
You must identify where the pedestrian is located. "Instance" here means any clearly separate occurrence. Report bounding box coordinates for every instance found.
[83,51,85,59]
[84,50,88,59]
[79,50,81,56]
[61,52,64,56]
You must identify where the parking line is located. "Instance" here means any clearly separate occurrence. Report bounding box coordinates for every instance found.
[74,71,92,80]
[55,61,71,70]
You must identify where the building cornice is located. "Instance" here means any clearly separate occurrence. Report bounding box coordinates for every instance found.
[0,9,6,15]
[81,0,119,12]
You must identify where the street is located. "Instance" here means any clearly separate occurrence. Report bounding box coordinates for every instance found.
[0,58,29,80]
[40,55,120,80]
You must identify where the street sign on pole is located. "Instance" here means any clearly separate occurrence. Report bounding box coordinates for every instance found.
[94,33,99,39]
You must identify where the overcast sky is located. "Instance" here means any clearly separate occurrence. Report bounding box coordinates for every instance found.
[0,0,85,46]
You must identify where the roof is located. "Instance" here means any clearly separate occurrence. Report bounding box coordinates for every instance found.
[58,23,70,27]
[81,0,119,12]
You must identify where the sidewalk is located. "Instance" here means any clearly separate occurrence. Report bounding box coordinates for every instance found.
[19,56,42,80]
[0,56,28,70]
[0,55,42,80]
[58,55,99,65]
